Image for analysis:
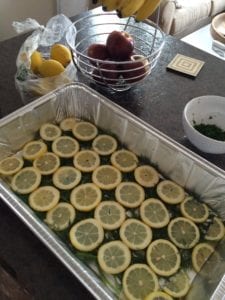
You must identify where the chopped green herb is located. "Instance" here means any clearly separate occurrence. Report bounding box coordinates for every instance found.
[193,123,225,141]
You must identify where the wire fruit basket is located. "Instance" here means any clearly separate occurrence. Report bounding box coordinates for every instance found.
[67,12,165,92]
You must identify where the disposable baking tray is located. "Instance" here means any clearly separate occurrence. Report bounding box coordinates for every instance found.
[0,82,225,300]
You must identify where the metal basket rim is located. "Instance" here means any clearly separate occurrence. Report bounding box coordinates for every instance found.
[67,12,165,62]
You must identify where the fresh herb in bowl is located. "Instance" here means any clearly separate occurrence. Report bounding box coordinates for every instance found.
[193,123,225,141]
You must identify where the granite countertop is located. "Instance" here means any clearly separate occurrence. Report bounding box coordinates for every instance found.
[0,10,225,300]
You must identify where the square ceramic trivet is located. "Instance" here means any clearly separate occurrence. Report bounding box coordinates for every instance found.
[167,54,205,77]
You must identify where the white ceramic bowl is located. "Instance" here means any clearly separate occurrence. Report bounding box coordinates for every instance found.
[182,95,225,154]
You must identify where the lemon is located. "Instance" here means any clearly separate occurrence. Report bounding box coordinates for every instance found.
[72,121,98,141]
[163,270,190,298]
[11,167,41,194]
[45,202,76,231]
[140,198,170,228]
[28,186,60,212]
[92,134,118,155]
[59,117,77,131]
[111,149,138,172]
[52,136,79,158]
[98,240,131,274]
[39,59,65,78]
[168,217,200,249]
[145,291,173,300]
[196,248,222,278]
[50,44,72,67]
[115,182,145,208]
[70,183,102,212]
[94,200,126,230]
[180,196,209,223]
[92,165,122,190]
[73,150,100,172]
[205,217,225,241]
[69,218,104,252]
[191,242,215,273]
[39,123,62,141]
[123,264,159,300]
[0,156,24,176]
[134,165,159,188]
[22,140,47,161]
[119,218,152,250]
[30,50,43,74]
[52,166,81,190]
[33,152,60,175]
[156,180,185,204]
[146,239,181,277]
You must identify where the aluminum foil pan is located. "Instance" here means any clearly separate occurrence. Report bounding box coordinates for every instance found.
[0,82,225,299]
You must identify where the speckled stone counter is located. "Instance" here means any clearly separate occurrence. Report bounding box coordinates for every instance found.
[0,9,225,300]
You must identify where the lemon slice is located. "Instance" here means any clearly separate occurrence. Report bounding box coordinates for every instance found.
[146,239,181,277]
[163,270,190,298]
[92,165,122,190]
[52,166,81,190]
[140,198,170,228]
[180,196,209,223]
[22,140,47,160]
[73,150,100,172]
[134,165,159,188]
[122,264,159,300]
[97,240,131,274]
[40,123,62,141]
[119,218,152,250]
[168,217,200,249]
[115,182,145,208]
[45,202,76,231]
[110,149,138,172]
[156,180,185,204]
[205,217,225,241]
[28,186,60,212]
[0,156,24,176]
[70,183,102,212]
[72,121,98,141]
[94,200,126,230]
[52,136,79,158]
[145,291,173,300]
[191,242,215,273]
[69,218,104,252]
[59,117,77,131]
[33,152,60,175]
[11,167,41,194]
[92,134,117,155]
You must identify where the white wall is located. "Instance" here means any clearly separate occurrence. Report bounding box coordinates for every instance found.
[57,0,90,17]
[0,0,90,41]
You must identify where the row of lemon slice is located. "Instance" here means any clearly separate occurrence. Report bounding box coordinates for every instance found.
[0,118,225,300]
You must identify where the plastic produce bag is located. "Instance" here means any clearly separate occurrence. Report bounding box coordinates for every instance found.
[13,14,77,103]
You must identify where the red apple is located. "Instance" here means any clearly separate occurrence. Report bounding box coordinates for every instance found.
[121,55,150,83]
[106,31,134,60]
[92,68,104,84]
[92,62,119,84]
[87,43,109,65]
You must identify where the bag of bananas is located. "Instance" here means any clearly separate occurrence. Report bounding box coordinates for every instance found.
[93,0,161,21]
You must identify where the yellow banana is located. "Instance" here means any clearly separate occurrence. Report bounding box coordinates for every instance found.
[101,0,121,11]
[135,0,161,21]
[119,0,146,18]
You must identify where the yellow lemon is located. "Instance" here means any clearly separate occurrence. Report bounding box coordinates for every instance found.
[39,59,65,77]
[30,50,43,74]
[50,44,72,67]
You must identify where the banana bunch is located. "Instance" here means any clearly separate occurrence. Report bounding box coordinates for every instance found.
[92,0,161,21]
[135,0,161,21]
